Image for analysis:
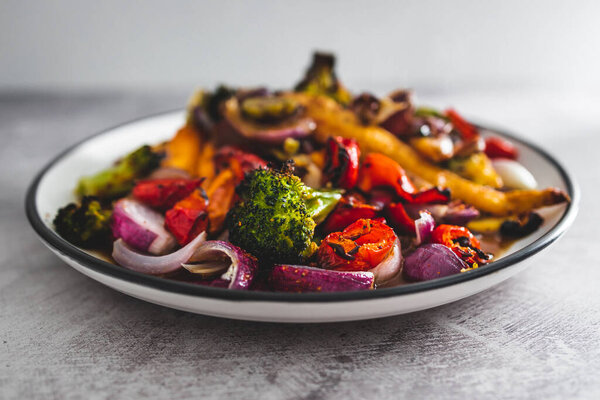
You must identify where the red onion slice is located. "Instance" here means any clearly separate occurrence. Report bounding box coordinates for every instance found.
[415,210,435,246]
[223,97,315,144]
[368,238,402,287]
[112,198,176,255]
[403,243,467,282]
[270,265,374,293]
[112,232,206,275]
[183,241,258,290]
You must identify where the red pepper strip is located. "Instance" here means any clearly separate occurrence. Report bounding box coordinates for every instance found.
[358,153,416,201]
[165,189,209,245]
[318,219,397,272]
[445,109,479,141]
[132,178,203,211]
[323,136,361,189]
[484,136,519,160]
[321,193,378,234]
[430,224,491,265]
[213,146,267,183]
[408,187,451,204]
[385,202,416,235]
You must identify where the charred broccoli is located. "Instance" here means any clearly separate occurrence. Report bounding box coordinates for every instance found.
[294,52,352,106]
[53,197,112,247]
[76,145,161,199]
[226,164,341,263]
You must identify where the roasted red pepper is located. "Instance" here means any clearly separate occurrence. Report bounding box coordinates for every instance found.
[431,224,491,265]
[318,219,397,272]
[165,189,209,245]
[214,146,267,183]
[484,136,519,160]
[409,187,451,204]
[358,153,416,201]
[323,136,360,189]
[132,178,203,211]
[445,109,479,141]
[385,202,416,235]
[321,193,378,234]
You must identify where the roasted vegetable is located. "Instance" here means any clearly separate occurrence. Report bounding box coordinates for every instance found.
[292,93,569,216]
[223,96,316,143]
[240,96,302,124]
[76,145,160,198]
[350,93,381,125]
[112,198,176,255]
[485,136,519,160]
[53,196,112,247]
[161,126,202,176]
[321,193,378,234]
[403,243,467,281]
[448,152,503,188]
[294,52,352,106]
[213,146,267,183]
[377,90,414,137]
[431,224,491,266]
[492,159,537,190]
[132,178,203,211]
[227,164,342,263]
[500,212,543,238]
[165,189,209,246]
[182,241,258,290]
[323,136,360,189]
[270,265,374,293]
[357,153,416,202]
[318,219,397,272]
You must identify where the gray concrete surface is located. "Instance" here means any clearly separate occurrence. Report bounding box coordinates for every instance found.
[1,90,598,399]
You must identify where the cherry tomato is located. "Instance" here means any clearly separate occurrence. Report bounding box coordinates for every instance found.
[358,153,416,201]
[132,178,203,211]
[318,219,397,272]
[214,146,267,183]
[484,136,518,160]
[431,224,491,265]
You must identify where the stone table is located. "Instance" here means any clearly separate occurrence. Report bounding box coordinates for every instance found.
[1,89,598,399]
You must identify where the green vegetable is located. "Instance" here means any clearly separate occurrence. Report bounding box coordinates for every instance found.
[76,145,161,198]
[240,96,301,124]
[53,197,112,247]
[226,163,342,263]
[294,52,352,106]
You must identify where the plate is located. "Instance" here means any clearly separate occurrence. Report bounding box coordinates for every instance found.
[25,110,579,322]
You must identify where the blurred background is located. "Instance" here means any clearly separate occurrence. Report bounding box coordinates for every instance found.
[2,0,600,94]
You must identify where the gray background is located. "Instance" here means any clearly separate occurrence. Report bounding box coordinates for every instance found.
[2,0,600,92]
[2,1,599,399]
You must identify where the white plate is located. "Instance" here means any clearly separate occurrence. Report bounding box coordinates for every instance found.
[26,111,579,323]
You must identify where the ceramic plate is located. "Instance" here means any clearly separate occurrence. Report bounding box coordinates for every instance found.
[25,111,579,323]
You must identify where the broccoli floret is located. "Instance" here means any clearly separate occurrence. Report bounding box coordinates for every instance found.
[76,145,161,199]
[53,197,112,247]
[226,164,341,263]
[294,52,352,106]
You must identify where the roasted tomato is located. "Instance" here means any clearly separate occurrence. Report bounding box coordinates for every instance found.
[484,136,519,160]
[318,219,397,272]
[165,189,209,245]
[323,136,360,189]
[321,193,378,234]
[213,146,267,183]
[357,153,416,201]
[132,178,203,211]
[431,224,491,266]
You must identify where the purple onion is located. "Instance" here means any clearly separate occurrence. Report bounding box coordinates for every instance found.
[222,97,316,144]
[403,244,467,282]
[415,211,435,245]
[112,232,207,275]
[112,198,176,255]
[270,265,374,293]
[182,241,258,290]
